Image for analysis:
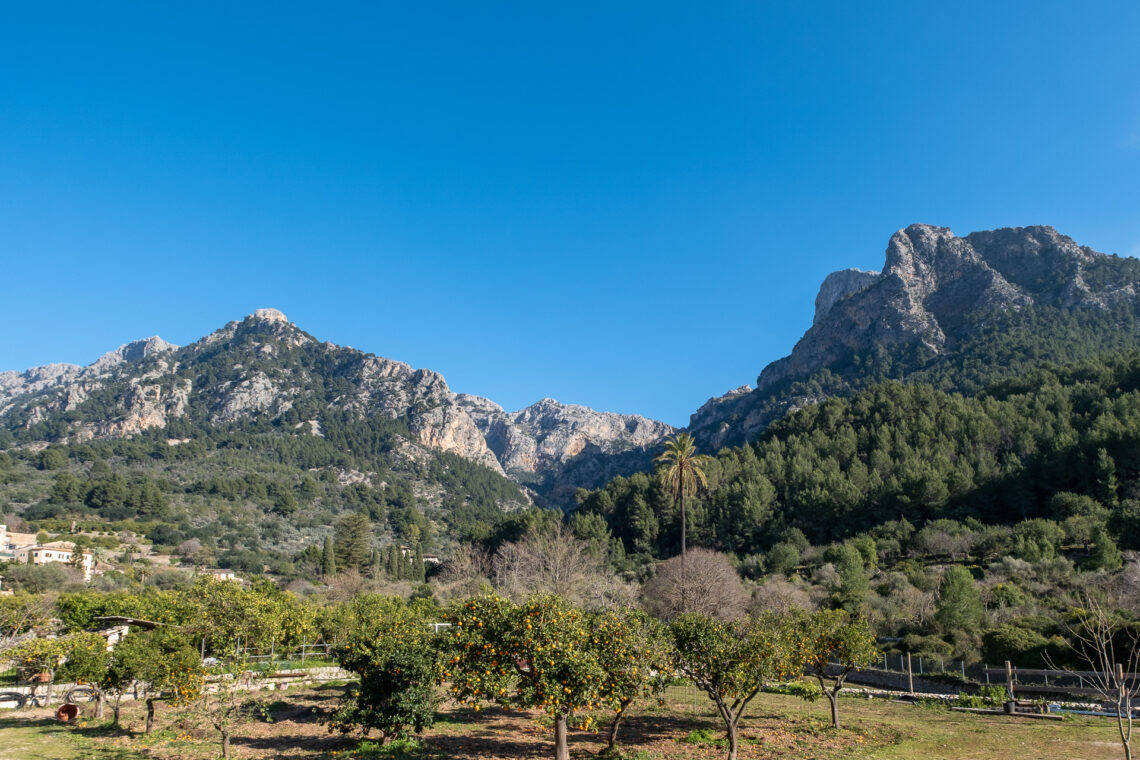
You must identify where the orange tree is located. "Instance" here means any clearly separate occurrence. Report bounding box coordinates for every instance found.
[670,613,793,760]
[56,632,112,718]
[328,597,442,743]
[105,627,203,734]
[441,594,609,760]
[194,654,269,760]
[6,636,73,707]
[787,609,878,729]
[589,607,674,750]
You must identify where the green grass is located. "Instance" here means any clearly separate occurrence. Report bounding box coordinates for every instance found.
[0,686,1130,760]
[0,717,148,760]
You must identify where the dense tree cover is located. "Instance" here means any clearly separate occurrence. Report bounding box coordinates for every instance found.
[710,299,1140,451]
[0,318,529,572]
[579,351,1140,556]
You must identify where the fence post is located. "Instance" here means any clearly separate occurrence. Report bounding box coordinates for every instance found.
[1006,661,1014,700]
[940,658,944,673]
[919,657,924,675]
[907,652,915,696]
[961,660,966,678]
[301,636,307,663]
[985,664,990,685]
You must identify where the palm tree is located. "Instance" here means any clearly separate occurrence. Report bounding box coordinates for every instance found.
[654,432,710,564]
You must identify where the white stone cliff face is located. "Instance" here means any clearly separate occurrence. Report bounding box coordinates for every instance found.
[457,395,674,476]
[689,224,1140,451]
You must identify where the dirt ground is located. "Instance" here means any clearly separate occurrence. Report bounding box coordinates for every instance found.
[0,683,1127,760]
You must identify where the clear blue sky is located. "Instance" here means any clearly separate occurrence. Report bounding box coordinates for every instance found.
[2,2,1138,427]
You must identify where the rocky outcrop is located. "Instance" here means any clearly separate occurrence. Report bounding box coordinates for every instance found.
[691,224,1140,450]
[87,337,177,374]
[0,337,177,417]
[1,308,672,499]
[458,395,673,478]
[812,268,880,326]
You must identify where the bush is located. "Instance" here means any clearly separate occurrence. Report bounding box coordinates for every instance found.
[763,680,822,701]
[330,602,441,742]
[981,625,1048,667]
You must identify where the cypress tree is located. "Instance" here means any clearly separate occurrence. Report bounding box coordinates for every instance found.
[413,543,426,583]
[934,565,983,634]
[387,544,402,580]
[322,535,336,577]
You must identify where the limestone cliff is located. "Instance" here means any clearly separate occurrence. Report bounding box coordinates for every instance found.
[690,224,1140,449]
[1,309,674,500]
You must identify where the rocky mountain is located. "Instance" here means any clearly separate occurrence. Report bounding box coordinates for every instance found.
[0,309,671,504]
[690,224,1140,449]
[457,394,673,502]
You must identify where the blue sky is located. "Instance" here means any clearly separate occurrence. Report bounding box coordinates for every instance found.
[2,2,1138,427]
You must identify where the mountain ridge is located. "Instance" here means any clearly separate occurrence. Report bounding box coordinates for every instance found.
[689,224,1140,449]
[0,309,673,502]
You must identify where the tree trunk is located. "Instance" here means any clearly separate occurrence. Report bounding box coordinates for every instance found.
[1118,702,1132,760]
[726,719,739,760]
[112,696,122,727]
[145,697,155,735]
[554,713,569,760]
[95,690,104,719]
[680,492,687,612]
[222,730,232,760]
[828,691,840,729]
[680,492,687,561]
[607,702,628,749]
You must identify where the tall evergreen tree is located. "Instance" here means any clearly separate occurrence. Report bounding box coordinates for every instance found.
[334,512,373,570]
[934,565,983,634]
[322,536,336,577]
[413,543,426,583]
[387,544,402,580]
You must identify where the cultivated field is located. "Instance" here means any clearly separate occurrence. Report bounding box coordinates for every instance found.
[0,684,1127,760]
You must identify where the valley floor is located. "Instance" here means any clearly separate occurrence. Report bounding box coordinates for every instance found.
[0,684,1127,760]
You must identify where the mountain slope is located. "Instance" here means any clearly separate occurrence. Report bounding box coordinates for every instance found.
[690,224,1140,449]
[0,309,671,504]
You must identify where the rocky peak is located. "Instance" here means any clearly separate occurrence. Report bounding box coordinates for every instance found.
[1,308,674,504]
[88,336,177,374]
[690,223,1140,451]
[250,308,289,324]
[813,268,880,325]
[460,394,674,479]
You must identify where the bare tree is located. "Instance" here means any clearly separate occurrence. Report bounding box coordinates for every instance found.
[436,542,493,601]
[640,548,748,621]
[1051,595,1140,760]
[750,576,815,616]
[493,524,631,608]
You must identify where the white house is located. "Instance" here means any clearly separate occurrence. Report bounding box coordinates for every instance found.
[14,541,95,582]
